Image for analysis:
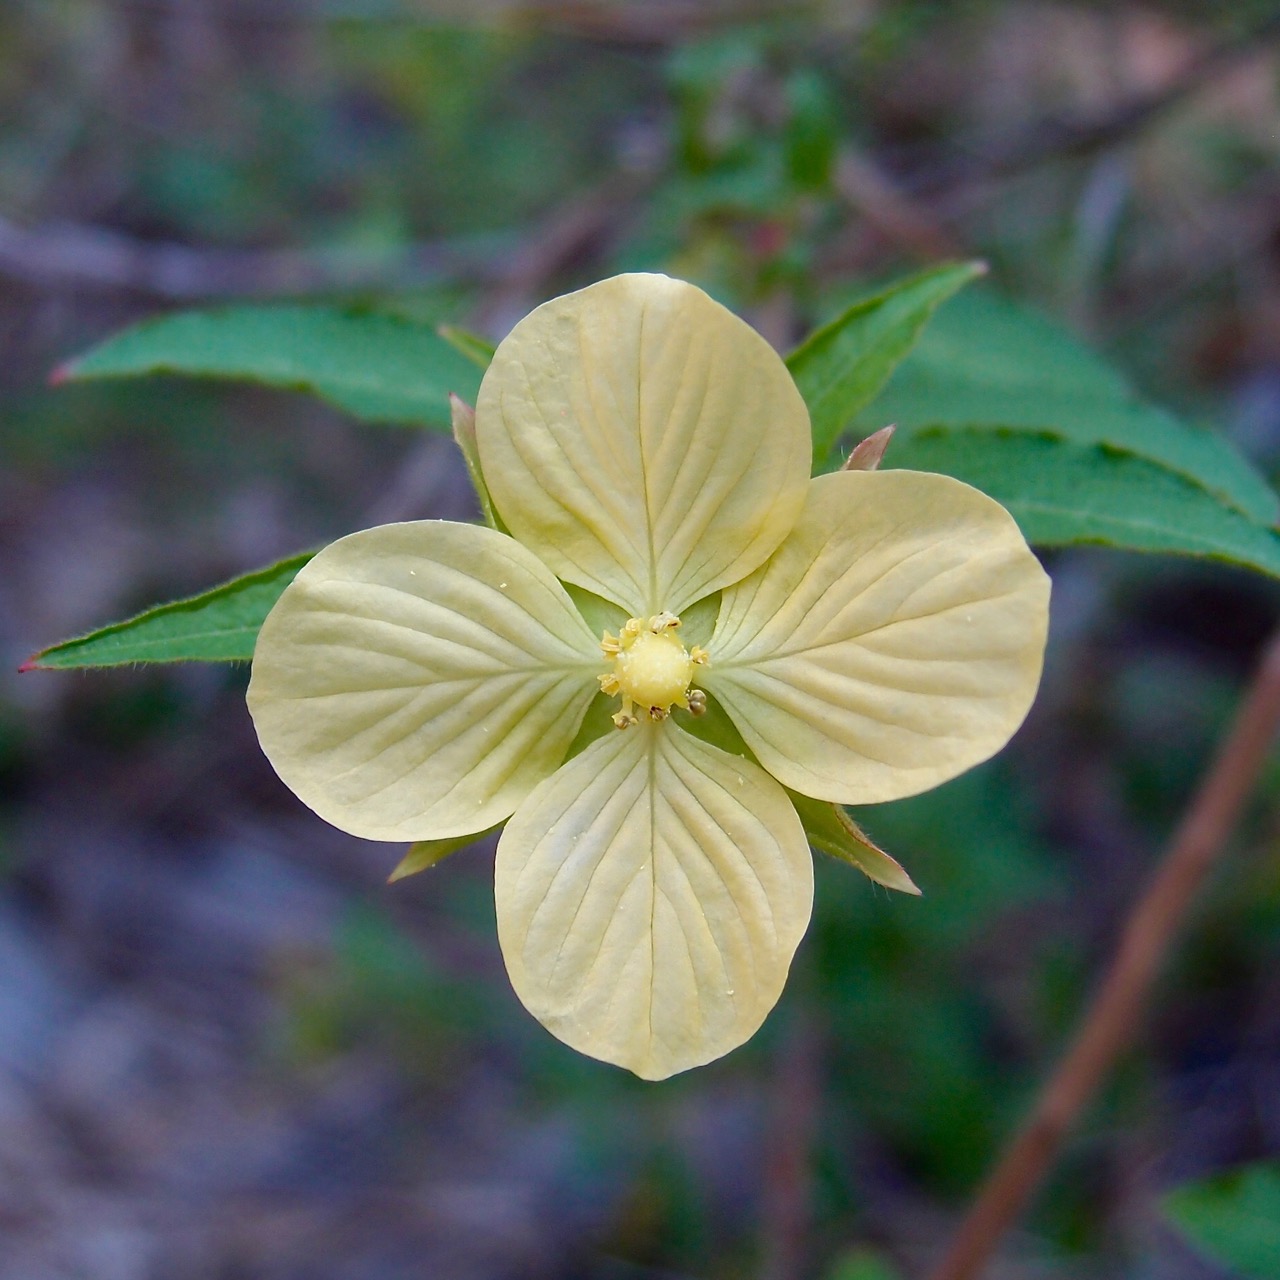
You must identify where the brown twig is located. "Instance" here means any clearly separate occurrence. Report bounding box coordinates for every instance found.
[0,174,640,300]
[833,151,963,262]
[0,213,513,298]
[760,1013,821,1280]
[927,625,1280,1280]
[919,12,1280,199]
[95,0,809,39]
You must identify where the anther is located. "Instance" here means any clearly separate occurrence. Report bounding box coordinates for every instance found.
[602,611,710,729]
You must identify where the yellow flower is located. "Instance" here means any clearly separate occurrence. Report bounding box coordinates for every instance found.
[248,274,1050,1080]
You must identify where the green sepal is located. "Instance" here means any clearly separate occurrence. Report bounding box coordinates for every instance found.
[842,424,895,472]
[388,826,500,882]
[449,394,505,532]
[786,791,920,894]
[674,590,720,649]
[678,697,918,891]
[562,691,620,762]
[563,585,627,643]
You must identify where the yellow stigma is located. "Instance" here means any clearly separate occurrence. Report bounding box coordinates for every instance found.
[599,613,709,729]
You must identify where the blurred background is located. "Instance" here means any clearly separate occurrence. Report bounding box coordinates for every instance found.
[4,2,1280,1277]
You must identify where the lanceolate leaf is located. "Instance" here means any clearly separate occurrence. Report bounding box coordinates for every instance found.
[787,260,987,469]
[437,324,496,369]
[1163,1160,1280,1279]
[858,288,1277,524]
[23,552,312,669]
[891,428,1280,578]
[56,306,484,429]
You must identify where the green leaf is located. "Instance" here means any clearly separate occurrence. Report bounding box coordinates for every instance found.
[823,1250,903,1280]
[388,827,499,882]
[787,261,987,469]
[56,306,484,429]
[23,552,311,669]
[858,288,1278,525]
[891,428,1280,578]
[1163,1161,1280,1278]
[784,69,838,191]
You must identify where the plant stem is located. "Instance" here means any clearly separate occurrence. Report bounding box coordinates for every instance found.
[761,1013,821,1280]
[928,626,1280,1280]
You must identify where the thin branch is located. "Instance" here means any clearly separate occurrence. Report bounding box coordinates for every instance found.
[921,13,1280,197]
[93,0,810,39]
[927,625,1280,1280]
[0,178,637,299]
[0,214,512,298]
[833,151,963,261]
[760,1014,821,1280]
[514,0,811,43]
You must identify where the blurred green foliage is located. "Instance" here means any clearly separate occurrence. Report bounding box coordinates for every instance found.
[1164,1160,1280,1278]
[6,4,1280,1279]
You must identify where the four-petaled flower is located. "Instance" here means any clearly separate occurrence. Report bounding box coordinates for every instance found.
[248,274,1050,1079]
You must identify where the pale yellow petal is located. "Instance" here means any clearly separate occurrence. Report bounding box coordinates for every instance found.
[495,723,813,1080]
[475,274,811,617]
[705,470,1050,803]
[247,521,600,841]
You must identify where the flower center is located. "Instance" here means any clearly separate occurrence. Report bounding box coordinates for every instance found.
[598,612,708,729]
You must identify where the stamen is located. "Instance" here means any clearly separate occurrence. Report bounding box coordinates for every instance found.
[601,611,711,729]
